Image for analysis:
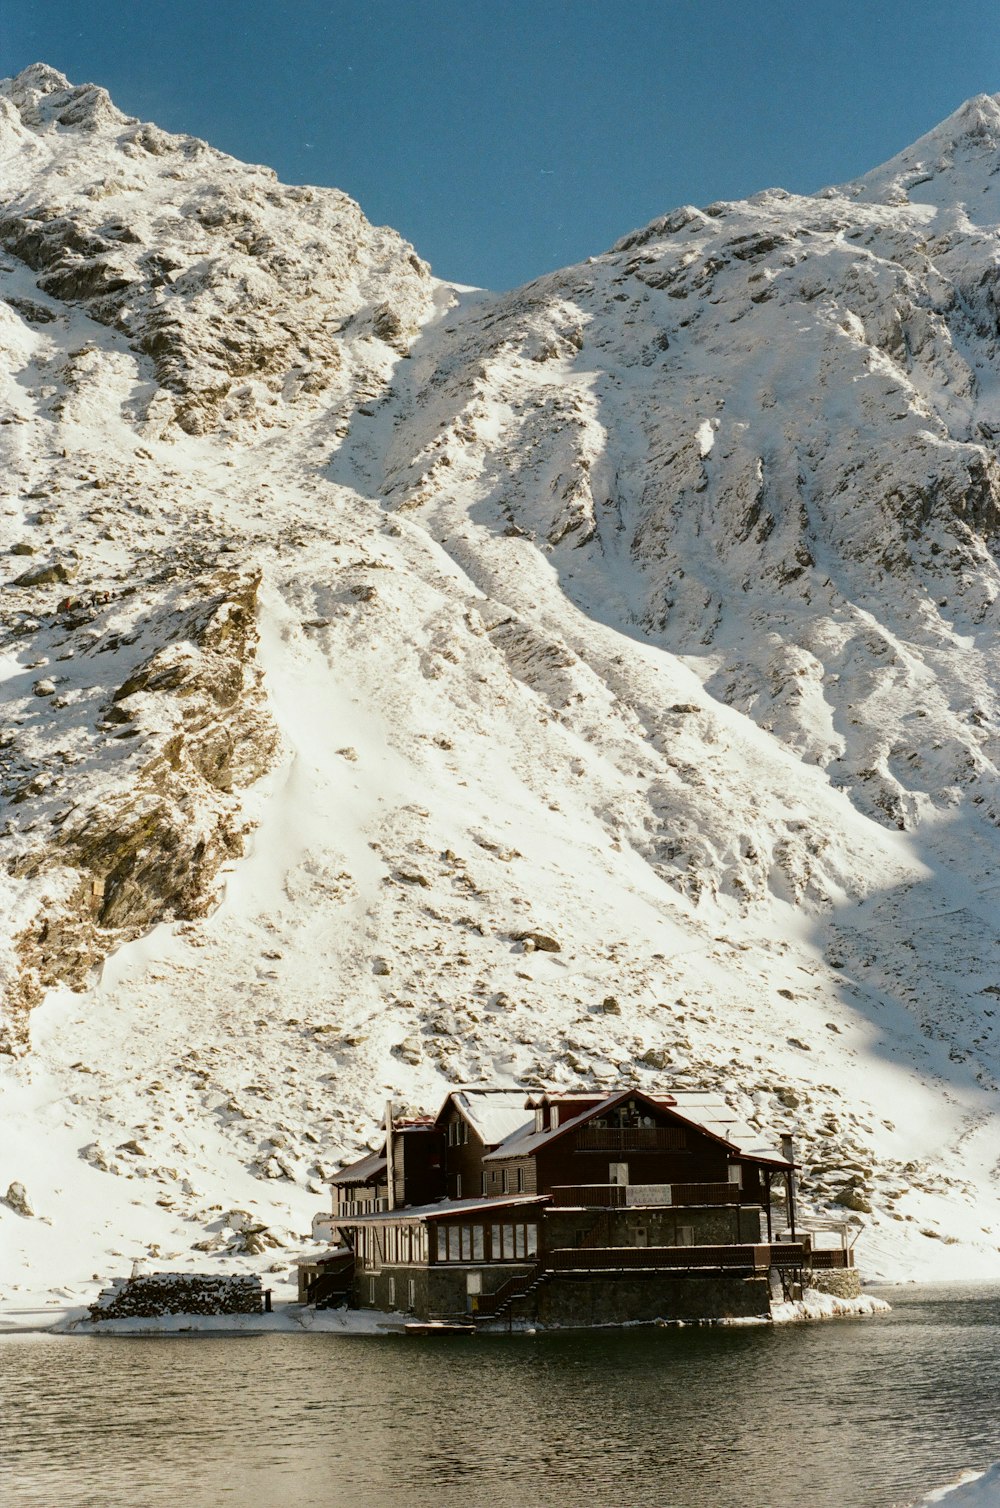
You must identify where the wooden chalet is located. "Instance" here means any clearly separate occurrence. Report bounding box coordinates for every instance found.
[303,1084,858,1326]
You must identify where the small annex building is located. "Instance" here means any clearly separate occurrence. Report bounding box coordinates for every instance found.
[302,1084,857,1326]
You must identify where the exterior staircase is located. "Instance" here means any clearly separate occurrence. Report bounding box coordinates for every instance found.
[473,1261,550,1324]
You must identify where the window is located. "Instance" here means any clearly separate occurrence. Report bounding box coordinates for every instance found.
[481,1172,488,1195]
[369,1277,376,1303]
[514,1226,527,1259]
[527,1224,538,1257]
[455,1173,462,1200]
[388,1275,396,1308]
[502,1225,514,1260]
[408,1279,416,1310]
[501,1168,509,1194]
[473,1226,484,1260]
[678,1226,694,1247]
[516,1166,525,1193]
[460,1226,472,1261]
[728,1165,743,1187]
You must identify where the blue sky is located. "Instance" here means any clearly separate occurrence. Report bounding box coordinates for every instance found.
[5,1,1000,289]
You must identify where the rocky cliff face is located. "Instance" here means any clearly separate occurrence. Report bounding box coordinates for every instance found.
[2,66,1000,1296]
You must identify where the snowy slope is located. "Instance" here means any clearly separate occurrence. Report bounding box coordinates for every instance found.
[2,65,1000,1312]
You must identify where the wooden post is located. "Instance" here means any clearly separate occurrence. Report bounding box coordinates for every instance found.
[385,1099,395,1211]
[780,1135,796,1240]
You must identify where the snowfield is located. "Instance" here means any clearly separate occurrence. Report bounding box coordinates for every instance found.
[2,65,1000,1314]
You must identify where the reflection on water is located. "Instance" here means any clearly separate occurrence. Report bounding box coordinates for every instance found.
[3,1286,998,1508]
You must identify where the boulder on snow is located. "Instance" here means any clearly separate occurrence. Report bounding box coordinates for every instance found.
[511,929,561,953]
[3,1180,34,1216]
[11,559,77,588]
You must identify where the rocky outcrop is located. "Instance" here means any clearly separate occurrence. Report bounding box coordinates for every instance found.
[0,64,433,435]
[1,572,278,1052]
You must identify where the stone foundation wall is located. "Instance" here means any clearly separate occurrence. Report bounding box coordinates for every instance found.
[89,1271,263,1320]
[807,1268,862,1300]
[528,1272,771,1328]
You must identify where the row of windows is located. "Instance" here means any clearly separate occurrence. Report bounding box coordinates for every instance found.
[452,1166,527,1198]
[381,1276,416,1310]
[446,1119,470,1146]
[436,1222,538,1263]
[356,1224,430,1270]
[357,1221,539,1269]
[485,1166,526,1194]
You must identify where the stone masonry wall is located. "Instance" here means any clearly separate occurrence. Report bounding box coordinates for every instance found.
[530,1272,772,1328]
[807,1268,862,1300]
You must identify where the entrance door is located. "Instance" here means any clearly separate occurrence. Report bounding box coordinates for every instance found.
[609,1162,629,1186]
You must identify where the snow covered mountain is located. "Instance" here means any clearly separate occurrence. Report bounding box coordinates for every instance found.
[2,64,1000,1308]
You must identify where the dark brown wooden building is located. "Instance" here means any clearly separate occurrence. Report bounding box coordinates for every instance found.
[312,1084,857,1327]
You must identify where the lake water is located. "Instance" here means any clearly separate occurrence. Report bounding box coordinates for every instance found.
[3,1285,998,1508]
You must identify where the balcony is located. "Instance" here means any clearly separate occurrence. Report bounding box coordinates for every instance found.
[547,1242,810,1273]
[335,1197,389,1219]
[575,1126,687,1152]
[550,1181,748,1208]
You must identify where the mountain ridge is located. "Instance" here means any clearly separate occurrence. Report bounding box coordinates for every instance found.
[2,65,999,1307]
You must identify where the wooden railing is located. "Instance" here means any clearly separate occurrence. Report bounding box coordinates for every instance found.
[551,1184,626,1207]
[474,1263,542,1318]
[547,1242,809,1272]
[666,1182,743,1207]
[550,1182,749,1208]
[808,1248,854,1269]
[575,1126,687,1151]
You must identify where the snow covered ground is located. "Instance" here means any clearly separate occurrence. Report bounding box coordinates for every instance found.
[2,67,1000,1314]
[911,1463,1000,1505]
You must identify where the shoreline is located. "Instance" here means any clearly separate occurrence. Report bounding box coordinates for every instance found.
[0,1287,891,1338]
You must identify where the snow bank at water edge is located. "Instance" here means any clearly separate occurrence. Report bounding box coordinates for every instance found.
[60,1303,408,1336]
[910,1463,1000,1504]
[770,1287,892,1324]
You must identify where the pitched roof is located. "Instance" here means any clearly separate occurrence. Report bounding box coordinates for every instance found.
[483,1087,792,1167]
[336,1194,548,1224]
[329,1151,388,1187]
[443,1088,534,1149]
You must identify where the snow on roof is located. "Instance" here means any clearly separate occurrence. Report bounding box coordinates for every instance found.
[484,1088,792,1166]
[337,1194,548,1224]
[450,1088,534,1148]
[328,1151,388,1186]
[667,1091,791,1165]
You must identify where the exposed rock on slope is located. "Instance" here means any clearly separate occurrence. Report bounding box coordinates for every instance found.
[2,68,1000,1298]
[0,64,433,435]
[2,569,277,1050]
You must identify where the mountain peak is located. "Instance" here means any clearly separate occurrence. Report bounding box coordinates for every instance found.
[2,62,128,134]
[841,91,1000,221]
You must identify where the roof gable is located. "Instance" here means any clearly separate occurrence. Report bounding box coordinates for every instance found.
[435,1088,534,1149]
[484,1086,792,1167]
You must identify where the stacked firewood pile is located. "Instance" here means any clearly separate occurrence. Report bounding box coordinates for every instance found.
[89,1271,263,1320]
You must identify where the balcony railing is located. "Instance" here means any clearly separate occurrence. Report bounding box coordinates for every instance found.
[550,1182,749,1208]
[808,1248,854,1269]
[335,1197,389,1219]
[547,1242,809,1272]
[575,1126,687,1151]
